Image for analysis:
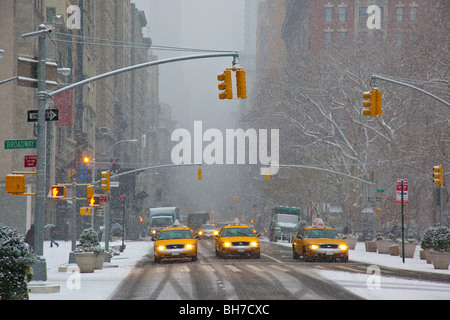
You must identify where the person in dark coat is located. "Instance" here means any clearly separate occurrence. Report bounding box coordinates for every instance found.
[50,227,59,247]
[25,224,35,251]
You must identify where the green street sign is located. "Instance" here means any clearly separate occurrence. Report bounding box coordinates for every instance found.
[4,139,37,150]
[376,189,385,193]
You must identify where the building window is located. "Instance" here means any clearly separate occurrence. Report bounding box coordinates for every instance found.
[338,7,347,22]
[396,7,404,22]
[46,7,56,24]
[359,7,368,24]
[410,7,418,22]
[325,7,333,22]
[324,30,333,46]
[338,31,346,41]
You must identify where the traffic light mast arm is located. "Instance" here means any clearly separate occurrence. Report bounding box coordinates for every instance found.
[372,74,450,108]
[49,52,239,98]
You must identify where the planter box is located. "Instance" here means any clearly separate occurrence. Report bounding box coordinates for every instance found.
[74,252,96,273]
[389,244,399,256]
[377,240,394,254]
[344,237,357,250]
[429,251,450,270]
[398,242,417,258]
[365,241,377,252]
[95,252,107,270]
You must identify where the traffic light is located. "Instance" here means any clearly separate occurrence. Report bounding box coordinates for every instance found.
[433,165,443,188]
[80,207,92,216]
[86,185,94,199]
[363,88,382,117]
[51,185,66,199]
[6,174,26,194]
[218,69,233,99]
[89,195,101,207]
[101,170,111,193]
[235,68,247,99]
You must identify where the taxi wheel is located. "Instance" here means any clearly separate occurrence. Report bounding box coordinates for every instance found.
[302,247,310,262]
[192,254,198,262]
[293,247,300,260]
[154,256,161,264]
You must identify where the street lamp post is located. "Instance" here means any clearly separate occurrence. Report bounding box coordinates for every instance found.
[21,25,53,281]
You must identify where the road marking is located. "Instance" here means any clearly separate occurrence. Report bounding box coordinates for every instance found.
[179,265,190,272]
[225,265,241,272]
[261,253,283,264]
[202,265,215,272]
[155,267,165,273]
[247,264,264,272]
[269,264,289,272]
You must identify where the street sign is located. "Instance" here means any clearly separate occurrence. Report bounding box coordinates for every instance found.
[100,195,107,206]
[396,179,408,203]
[27,109,59,122]
[24,155,37,168]
[4,139,37,149]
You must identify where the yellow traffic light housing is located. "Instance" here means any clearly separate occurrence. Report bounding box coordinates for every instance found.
[86,185,94,199]
[235,68,247,99]
[433,165,443,188]
[218,69,233,99]
[51,185,66,199]
[80,207,92,216]
[363,88,382,117]
[6,174,26,194]
[101,170,111,193]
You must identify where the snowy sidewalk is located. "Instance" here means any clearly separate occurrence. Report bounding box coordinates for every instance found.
[29,240,153,300]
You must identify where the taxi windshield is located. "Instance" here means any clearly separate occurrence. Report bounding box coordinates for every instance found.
[200,225,216,230]
[222,227,255,237]
[158,230,193,240]
[305,229,340,239]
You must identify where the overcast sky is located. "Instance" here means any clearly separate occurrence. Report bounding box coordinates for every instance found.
[133,0,246,130]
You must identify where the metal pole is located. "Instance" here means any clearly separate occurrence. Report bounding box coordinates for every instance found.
[33,25,51,281]
[401,180,405,264]
[69,179,77,264]
[104,200,110,262]
[372,74,450,108]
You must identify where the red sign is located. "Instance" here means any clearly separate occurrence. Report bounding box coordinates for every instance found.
[100,195,107,206]
[24,155,37,168]
[396,179,408,203]
[54,88,73,126]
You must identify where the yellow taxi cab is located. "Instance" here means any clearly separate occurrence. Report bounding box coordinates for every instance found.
[215,222,260,258]
[292,219,348,262]
[198,224,219,239]
[153,225,198,263]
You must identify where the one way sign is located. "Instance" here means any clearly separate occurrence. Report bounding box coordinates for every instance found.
[27,109,59,122]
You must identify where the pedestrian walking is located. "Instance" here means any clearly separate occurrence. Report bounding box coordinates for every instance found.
[49,226,59,248]
[24,224,34,252]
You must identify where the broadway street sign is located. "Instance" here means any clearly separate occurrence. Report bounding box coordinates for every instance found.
[4,139,37,149]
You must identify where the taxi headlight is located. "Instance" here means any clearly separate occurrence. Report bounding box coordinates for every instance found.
[224,242,231,247]
[157,245,165,251]
[199,231,203,235]
[213,230,219,236]
[186,244,194,249]
[152,230,156,234]
[310,244,319,250]
[339,244,348,250]
[251,242,259,247]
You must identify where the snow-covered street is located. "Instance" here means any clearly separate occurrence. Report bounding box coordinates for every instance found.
[29,239,449,300]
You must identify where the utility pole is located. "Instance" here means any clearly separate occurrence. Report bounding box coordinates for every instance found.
[21,25,52,281]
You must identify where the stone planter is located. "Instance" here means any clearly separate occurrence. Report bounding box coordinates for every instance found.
[423,249,433,264]
[389,244,399,256]
[377,240,394,254]
[95,252,107,270]
[429,251,450,270]
[344,237,357,250]
[365,241,377,252]
[74,252,96,273]
[398,242,417,258]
